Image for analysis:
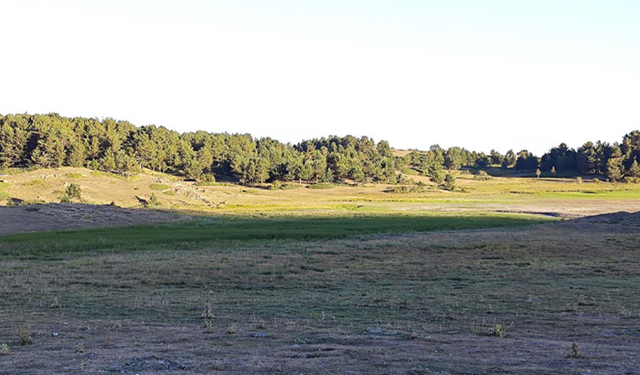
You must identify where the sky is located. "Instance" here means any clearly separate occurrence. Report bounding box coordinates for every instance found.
[1,0,639,155]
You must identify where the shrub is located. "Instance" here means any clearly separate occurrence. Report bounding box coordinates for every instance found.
[567,342,585,359]
[0,343,9,355]
[18,326,33,345]
[442,174,456,191]
[62,183,82,203]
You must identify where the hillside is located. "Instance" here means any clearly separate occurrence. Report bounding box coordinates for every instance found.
[1,167,640,236]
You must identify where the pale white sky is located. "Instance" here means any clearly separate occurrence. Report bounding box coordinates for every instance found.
[1,0,639,154]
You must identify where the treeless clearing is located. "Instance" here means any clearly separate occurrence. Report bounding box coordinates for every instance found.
[0,214,639,374]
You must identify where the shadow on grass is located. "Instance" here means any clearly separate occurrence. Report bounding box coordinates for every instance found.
[0,214,551,257]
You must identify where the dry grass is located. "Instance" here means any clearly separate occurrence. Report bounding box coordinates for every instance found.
[1,167,640,219]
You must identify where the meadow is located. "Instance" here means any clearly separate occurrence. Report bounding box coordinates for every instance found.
[0,167,639,374]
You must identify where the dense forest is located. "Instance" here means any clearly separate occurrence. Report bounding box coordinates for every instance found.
[1,113,639,184]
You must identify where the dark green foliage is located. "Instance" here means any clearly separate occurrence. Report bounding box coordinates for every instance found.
[65,183,82,200]
[443,173,456,191]
[60,183,82,203]
[0,114,397,185]
[1,113,638,182]
[515,150,539,170]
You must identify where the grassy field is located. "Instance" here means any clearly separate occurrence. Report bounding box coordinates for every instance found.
[0,213,548,257]
[1,215,639,374]
[2,167,640,219]
[0,167,639,374]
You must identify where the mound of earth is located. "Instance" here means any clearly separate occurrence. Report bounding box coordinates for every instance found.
[558,211,640,232]
[0,203,188,236]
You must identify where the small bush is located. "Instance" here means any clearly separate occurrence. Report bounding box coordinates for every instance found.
[576,176,583,184]
[200,303,215,320]
[567,342,585,359]
[18,326,33,345]
[0,343,9,355]
[65,183,82,201]
[442,174,456,191]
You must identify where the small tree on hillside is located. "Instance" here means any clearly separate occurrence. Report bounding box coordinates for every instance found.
[61,183,82,203]
[628,159,640,178]
[443,173,456,191]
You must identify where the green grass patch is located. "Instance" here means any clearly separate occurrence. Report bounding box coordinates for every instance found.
[306,183,335,189]
[21,179,50,187]
[149,183,170,191]
[0,213,552,257]
[0,182,9,200]
[90,170,129,180]
[64,173,83,179]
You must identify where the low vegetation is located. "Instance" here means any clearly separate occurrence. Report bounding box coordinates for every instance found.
[0,214,638,373]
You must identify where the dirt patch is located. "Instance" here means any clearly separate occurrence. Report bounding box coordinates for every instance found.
[0,203,188,236]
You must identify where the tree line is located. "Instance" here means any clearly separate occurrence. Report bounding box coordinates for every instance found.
[0,113,396,184]
[402,133,640,182]
[1,113,639,183]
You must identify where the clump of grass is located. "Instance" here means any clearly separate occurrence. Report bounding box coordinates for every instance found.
[18,326,33,345]
[149,183,170,191]
[0,343,9,355]
[203,320,214,334]
[65,173,83,179]
[472,319,513,338]
[226,324,237,335]
[567,342,585,359]
[75,343,85,353]
[22,179,50,187]
[50,297,61,309]
[148,193,161,207]
[200,303,214,320]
